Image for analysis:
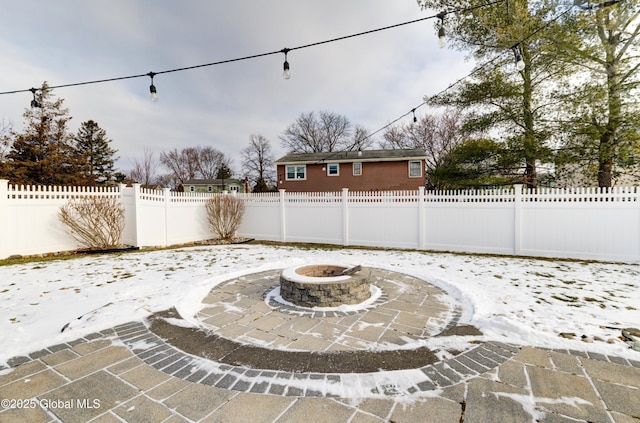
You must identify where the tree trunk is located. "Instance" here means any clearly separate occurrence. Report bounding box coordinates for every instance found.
[597,153,613,188]
[596,8,623,188]
[521,43,538,189]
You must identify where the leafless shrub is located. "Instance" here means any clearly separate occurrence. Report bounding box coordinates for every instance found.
[205,195,245,240]
[59,196,125,249]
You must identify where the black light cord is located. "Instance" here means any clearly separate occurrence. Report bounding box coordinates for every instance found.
[363,1,584,141]
[0,1,504,97]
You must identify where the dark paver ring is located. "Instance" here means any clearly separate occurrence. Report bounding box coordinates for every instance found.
[114,267,522,397]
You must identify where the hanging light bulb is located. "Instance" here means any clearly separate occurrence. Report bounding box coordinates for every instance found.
[437,12,446,48]
[438,27,446,48]
[283,60,291,80]
[147,72,158,102]
[29,87,41,108]
[412,109,417,123]
[282,48,291,80]
[513,46,525,71]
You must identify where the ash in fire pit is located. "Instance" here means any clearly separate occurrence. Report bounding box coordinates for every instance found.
[280,264,371,308]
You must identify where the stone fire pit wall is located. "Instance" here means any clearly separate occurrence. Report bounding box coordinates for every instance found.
[280,264,371,308]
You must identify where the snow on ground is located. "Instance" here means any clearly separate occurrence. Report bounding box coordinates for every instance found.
[1,243,639,368]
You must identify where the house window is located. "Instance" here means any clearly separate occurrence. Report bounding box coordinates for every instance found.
[207,186,212,192]
[229,186,238,191]
[286,165,306,180]
[189,186,195,192]
[353,162,362,176]
[327,163,339,176]
[408,161,422,178]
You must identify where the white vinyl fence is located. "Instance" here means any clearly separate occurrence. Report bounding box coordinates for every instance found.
[0,181,213,258]
[1,179,639,263]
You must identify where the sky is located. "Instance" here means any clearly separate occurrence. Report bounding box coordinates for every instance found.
[0,1,473,175]
[1,244,639,394]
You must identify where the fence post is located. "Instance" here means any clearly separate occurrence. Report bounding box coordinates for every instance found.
[418,186,426,249]
[342,188,349,246]
[0,180,9,259]
[513,184,523,256]
[163,187,171,247]
[279,189,286,242]
[122,183,143,248]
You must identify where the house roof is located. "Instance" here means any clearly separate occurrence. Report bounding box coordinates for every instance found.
[275,148,428,165]
[184,178,244,185]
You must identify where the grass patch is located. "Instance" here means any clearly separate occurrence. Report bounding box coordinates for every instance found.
[551,293,579,303]
[1,238,635,268]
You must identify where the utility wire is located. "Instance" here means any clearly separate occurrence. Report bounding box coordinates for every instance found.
[363,54,505,142]
[363,2,581,141]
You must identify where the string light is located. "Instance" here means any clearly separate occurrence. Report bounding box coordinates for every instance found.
[437,12,446,48]
[148,72,158,102]
[11,0,599,115]
[29,88,40,108]
[512,45,525,71]
[1,0,507,108]
[282,48,291,80]
[364,0,596,141]
[344,0,624,143]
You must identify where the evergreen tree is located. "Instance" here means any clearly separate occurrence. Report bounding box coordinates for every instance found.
[429,138,521,189]
[417,0,564,188]
[216,163,232,180]
[216,163,232,191]
[74,120,118,185]
[551,2,640,187]
[4,82,82,185]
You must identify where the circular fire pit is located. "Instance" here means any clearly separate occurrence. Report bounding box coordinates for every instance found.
[280,264,371,308]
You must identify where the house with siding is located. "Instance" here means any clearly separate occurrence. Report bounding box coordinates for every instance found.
[274,148,427,192]
[182,178,250,193]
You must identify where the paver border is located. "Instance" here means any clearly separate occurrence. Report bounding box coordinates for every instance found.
[116,318,522,397]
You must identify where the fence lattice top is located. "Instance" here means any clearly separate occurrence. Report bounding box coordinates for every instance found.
[3,183,639,203]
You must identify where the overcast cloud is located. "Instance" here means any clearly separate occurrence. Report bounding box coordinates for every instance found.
[0,1,474,174]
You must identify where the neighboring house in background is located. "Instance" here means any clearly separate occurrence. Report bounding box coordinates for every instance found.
[274,148,428,192]
[553,162,640,188]
[182,178,250,193]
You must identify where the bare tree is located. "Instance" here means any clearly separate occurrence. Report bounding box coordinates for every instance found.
[129,148,160,187]
[160,147,199,186]
[160,146,231,187]
[380,110,465,178]
[197,146,228,180]
[59,196,125,249]
[0,119,11,160]
[352,124,374,151]
[0,120,12,178]
[0,120,12,177]
[241,134,274,192]
[280,111,368,153]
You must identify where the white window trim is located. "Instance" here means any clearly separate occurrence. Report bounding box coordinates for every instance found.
[327,163,340,176]
[353,162,362,176]
[408,160,423,178]
[285,164,307,181]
